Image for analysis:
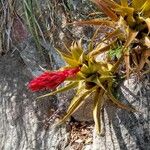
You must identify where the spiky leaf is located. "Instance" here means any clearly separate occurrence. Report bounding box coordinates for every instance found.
[58,85,96,124]
[37,82,78,99]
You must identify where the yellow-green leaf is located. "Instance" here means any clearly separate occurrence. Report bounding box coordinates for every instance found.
[79,52,87,64]
[107,82,136,112]
[70,40,83,61]
[141,0,150,12]
[81,64,90,74]
[58,86,96,125]
[121,0,128,7]
[37,82,78,99]
[93,76,107,91]
[132,0,146,11]
[99,75,114,82]
[63,56,79,66]
[93,88,105,134]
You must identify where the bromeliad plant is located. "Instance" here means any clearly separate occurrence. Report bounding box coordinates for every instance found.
[28,0,150,134]
[75,0,150,77]
[28,40,136,134]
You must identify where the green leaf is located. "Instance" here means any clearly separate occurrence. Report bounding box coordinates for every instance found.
[108,46,122,59]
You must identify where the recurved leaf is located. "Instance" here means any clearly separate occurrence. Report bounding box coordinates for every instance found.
[93,88,105,134]
[107,82,136,112]
[111,55,124,73]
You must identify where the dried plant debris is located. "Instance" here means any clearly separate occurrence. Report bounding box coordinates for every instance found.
[68,120,93,150]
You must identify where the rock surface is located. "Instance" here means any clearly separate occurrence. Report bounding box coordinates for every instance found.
[0,46,69,150]
[0,38,149,149]
[0,0,150,149]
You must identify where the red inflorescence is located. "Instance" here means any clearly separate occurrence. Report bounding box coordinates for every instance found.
[28,67,80,92]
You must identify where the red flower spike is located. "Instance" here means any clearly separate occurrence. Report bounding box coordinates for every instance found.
[28,67,80,92]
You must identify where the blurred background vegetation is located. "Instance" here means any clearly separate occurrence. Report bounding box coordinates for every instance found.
[0,0,97,56]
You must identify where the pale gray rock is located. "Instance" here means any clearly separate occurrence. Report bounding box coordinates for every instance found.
[0,39,149,150]
[0,0,149,149]
[0,40,70,150]
[91,75,150,150]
